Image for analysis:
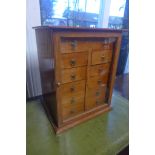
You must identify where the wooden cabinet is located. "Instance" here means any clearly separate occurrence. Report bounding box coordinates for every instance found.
[34,26,122,134]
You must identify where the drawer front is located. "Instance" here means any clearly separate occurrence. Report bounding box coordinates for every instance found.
[85,97,106,110]
[91,50,112,65]
[60,40,88,53]
[60,80,85,101]
[62,102,84,120]
[61,52,88,68]
[62,94,85,107]
[88,63,110,77]
[61,67,86,84]
[85,86,107,110]
[61,79,85,119]
[87,73,109,89]
[91,42,113,50]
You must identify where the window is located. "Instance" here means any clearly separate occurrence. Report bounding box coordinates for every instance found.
[108,0,126,29]
[40,0,100,27]
[40,0,126,28]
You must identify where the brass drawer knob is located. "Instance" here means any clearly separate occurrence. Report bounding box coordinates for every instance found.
[96,91,100,96]
[70,98,75,104]
[71,40,77,49]
[98,68,102,73]
[96,100,100,104]
[70,86,75,92]
[71,74,76,80]
[56,82,61,87]
[70,109,76,114]
[70,59,76,66]
[101,55,105,61]
[103,38,109,44]
[97,80,102,85]
[103,44,109,49]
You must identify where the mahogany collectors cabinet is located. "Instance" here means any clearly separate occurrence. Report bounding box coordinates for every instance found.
[34,26,122,134]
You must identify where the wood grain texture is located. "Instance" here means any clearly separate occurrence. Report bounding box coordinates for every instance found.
[107,36,122,105]
[88,63,110,77]
[35,29,58,125]
[91,50,112,65]
[61,52,88,68]
[91,42,113,50]
[62,103,84,120]
[33,25,124,33]
[53,34,63,126]
[60,39,89,53]
[85,85,107,110]
[35,26,122,133]
[56,105,112,134]
[59,80,85,100]
[60,67,86,84]
[87,74,109,89]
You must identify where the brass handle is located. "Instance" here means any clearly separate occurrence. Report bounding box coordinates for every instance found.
[101,55,105,61]
[70,86,75,92]
[71,40,77,49]
[96,100,100,104]
[103,38,109,44]
[70,59,76,66]
[97,80,102,85]
[71,74,76,80]
[70,109,76,114]
[56,82,61,87]
[101,84,106,87]
[98,68,102,73]
[103,44,109,49]
[70,98,75,104]
[96,91,100,96]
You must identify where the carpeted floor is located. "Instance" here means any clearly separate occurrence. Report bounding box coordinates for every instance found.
[26,91,129,155]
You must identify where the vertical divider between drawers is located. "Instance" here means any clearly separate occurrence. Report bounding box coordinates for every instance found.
[84,46,92,111]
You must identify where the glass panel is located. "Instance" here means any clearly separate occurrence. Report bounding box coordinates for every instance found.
[108,0,126,29]
[39,0,127,29]
[40,0,100,27]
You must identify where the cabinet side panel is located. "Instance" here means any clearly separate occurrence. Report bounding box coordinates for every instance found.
[35,29,58,125]
[107,35,122,104]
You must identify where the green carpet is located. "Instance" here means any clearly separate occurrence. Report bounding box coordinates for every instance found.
[26,91,129,155]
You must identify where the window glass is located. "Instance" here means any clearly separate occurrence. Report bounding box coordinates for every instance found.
[108,0,126,29]
[40,0,100,27]
[39,0,126,28]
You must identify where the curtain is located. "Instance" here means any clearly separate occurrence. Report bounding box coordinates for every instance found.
[26,0,42,98]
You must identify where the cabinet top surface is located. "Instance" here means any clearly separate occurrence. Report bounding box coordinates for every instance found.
[33,26,127,33]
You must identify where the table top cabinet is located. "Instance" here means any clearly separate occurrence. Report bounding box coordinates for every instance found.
[34,26,122,134]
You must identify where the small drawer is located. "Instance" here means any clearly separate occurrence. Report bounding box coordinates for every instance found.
[86,96,106,110]
[61,67,86,84]
[92,42,113,50]
[86,86,107,100]
[91,50,112,65]
[60,40,88,53]
[60,80,85,101]
[87,74,109,89]
[88,63,110,77]
[62,94,85,107]
[85,86,107,110]
[61,52,88,68]
[62,103,84,120]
